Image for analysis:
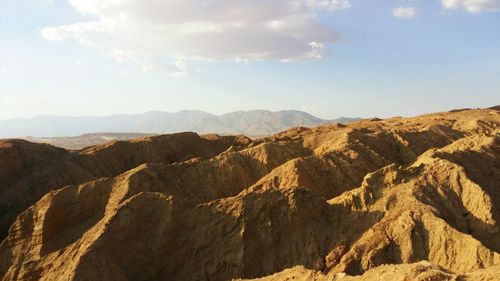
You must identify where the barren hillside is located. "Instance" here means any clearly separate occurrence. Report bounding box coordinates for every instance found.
[0,107,498,281]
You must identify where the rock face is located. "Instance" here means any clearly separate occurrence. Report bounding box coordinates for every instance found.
[0,107,499,281]
[0,133,252,240]
[236,262,500,281]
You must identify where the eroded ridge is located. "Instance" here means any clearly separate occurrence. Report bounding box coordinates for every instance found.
[0,107,499,281]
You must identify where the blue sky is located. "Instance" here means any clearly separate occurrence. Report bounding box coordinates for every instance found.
[0,0,499,120]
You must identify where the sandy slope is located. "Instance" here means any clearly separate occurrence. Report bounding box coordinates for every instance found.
[0,107,498,280]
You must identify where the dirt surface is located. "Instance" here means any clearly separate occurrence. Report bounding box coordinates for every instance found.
[0,107,498,281]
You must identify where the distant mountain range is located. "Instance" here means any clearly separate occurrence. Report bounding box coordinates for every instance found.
[0,110,360,138]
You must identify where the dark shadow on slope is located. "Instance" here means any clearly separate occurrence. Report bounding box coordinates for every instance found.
[40,178,114,255]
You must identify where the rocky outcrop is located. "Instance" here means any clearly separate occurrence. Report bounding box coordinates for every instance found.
[0,107,499,281]
[0,133,253,240]
[236,262,500,281]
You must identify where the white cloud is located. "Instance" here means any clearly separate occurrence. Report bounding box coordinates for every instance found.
[306,0,351,10]
[441,0,500,13]
[42,0,351,72]
[393,6,417,18]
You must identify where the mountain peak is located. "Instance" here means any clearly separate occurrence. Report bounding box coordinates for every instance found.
[0,110,358,138]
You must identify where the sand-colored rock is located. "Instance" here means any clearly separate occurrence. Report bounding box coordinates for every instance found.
[236,262,500,281]
[0,133,253,239]
[0,107,499,281]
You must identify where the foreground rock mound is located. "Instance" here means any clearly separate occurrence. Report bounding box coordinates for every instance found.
[0,107,499,281]
[236,262,500,281]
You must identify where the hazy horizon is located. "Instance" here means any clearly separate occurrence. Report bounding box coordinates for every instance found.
[0,104,498,123]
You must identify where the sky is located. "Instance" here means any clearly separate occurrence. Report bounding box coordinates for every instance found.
[0,0,499,120]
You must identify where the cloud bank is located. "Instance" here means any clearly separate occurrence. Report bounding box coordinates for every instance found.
[393,6,417,18]
[441,0,500,13]
[42,0,351,71]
